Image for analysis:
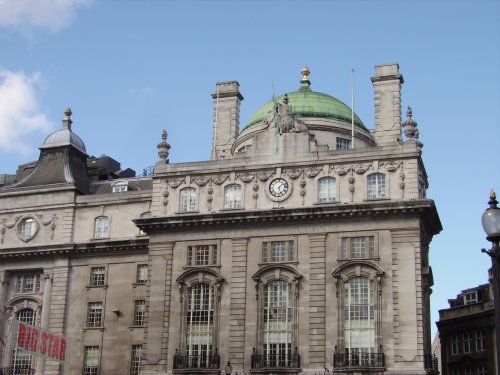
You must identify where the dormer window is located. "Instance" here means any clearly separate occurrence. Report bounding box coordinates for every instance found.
[112,180,128,193]
[463,291,478,305]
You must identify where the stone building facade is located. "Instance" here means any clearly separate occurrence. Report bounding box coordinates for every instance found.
[0,64,441,375]
[436,282,496,375]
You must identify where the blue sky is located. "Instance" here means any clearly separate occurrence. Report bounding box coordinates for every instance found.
[1,0,499,337]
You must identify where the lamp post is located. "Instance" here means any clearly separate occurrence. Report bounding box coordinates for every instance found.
[481,190,500,374]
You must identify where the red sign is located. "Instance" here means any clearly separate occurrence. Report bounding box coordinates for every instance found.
[13,321,68,362]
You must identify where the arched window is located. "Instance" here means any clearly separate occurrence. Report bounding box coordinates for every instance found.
[180,188,197,212]
[317,177,336,203]
[112,180,128,193]
[367,173,386,199]
[263,281,293,365]
[185,283,214,366]
[12,309,36,373]
[252,265,302,370]
[344,277,375,357]
[94,216,110,239]
[224,184,242,209]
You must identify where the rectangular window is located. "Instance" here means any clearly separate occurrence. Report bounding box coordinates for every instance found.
[94,217,109,239]
[463,332,473,353]
[136,264,148,283]
[16,274,40,294]
[451,334,460,355]
[478,365,487,375]
[463,291,478,305]
[341,236,375,259]
[476,329,485,351]
[224,184,242,209]
[187,245,217,266]
[336,137,351,150]
[87,302,103,327]
[134,300,146,326]
[90,267,105,286]
[180,188,197,212]
[130,345,143,375]
[367,174,386,199]
[83,346,100,375]
[262,241,294,263]
[317,177,336,203]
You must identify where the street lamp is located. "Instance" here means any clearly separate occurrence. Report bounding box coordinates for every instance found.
[225,361,232,375]
[481,190,500,374]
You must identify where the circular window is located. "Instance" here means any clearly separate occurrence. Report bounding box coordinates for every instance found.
[17,217,39,242]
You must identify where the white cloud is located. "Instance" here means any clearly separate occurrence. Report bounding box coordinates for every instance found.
[0,69,53,155]
[0,0,92,32]
[129,87,155,98]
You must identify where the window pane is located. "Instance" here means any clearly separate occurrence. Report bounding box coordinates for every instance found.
[87,302,103,327]
[134,300,146,326]
[336,137,351,150]
[130,345,143,375]
[224,184,241,209]
[136,264,148,283]
[368,174,386,199]
[263,281,292,357]
[186,284,214,366]
[83,346,100,375]
[94,217,109,238]
[318,177,336,203]
[90,267,105,286]
[180,188,197,212]
[271,241,285,262]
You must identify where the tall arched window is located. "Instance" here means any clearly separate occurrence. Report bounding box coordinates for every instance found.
[367,173,386,199]
[180,188,197,212]
[344,277,375,359]
[224,184,242,209]
[317,177,336,203]
[12,309,36,373]
[263,281,293,365]
[185,283,214,368]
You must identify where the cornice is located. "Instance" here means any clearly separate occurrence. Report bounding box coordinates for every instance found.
[0,238,148,259]
[135,199,442,236]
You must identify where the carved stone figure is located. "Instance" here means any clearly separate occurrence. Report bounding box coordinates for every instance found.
[263,95,308,134]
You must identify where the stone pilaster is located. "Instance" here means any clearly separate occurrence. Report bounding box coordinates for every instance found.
[228,238,248,370]
[45,258,69,375]
[0,271,9,312]
[211,81,243,160]
[308,234,327,367]
[142,242,174,374]
[371,64,404,146]
[36,272,53,375]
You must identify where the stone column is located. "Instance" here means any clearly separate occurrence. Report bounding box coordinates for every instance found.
[211,81,244,160]
[142,242,174,375]
[36,272,53,375]
[371,64,404,146]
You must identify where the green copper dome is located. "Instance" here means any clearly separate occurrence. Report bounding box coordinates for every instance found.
[243,67,366,132]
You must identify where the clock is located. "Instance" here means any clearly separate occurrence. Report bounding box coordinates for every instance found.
[269,178,289,197]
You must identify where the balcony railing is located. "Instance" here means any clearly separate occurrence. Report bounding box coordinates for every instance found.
[0,368,36,375]
[333,351,385,368]
[251,347,301,369]
[173,350,220,370]
[424,354,439,372]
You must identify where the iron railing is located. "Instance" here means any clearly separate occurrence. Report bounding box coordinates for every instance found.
[333,351,385,368]
[0,368,36,375]
[424,354,439,372]
[251,347,301,369]
[173,350,220,370]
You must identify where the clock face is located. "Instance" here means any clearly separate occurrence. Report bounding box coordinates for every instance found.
[269,178,289,197]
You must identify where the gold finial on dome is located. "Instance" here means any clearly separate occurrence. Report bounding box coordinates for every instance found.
[301,66,310,81]
[300,66,311,91]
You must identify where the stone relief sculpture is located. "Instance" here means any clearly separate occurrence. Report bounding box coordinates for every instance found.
[263,94,308,134]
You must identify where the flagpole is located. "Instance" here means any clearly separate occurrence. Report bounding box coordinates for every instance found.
[351,69,355,149]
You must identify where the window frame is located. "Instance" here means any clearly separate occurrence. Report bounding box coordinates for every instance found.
[83,346,100,375]
[16,274,41,294]
[133,300,146,326]
[136,264,148,284]
[367,173,386,200]
[179,187,197,213]
[187,245,218,267]
[89,267,106,287]
[130,345,143,375]
[261,240,295,263]
[336,137,352,150]
[94,216,110,239]
[112,180,128,193]
[17,217,39,242]
[317,177,337,203]
[87,302,103,328]
[224,184,242,209]
[463,291,478,305]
